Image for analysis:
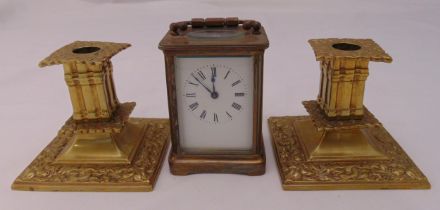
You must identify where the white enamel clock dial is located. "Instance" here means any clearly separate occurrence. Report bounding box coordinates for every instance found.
[175,56,254,152]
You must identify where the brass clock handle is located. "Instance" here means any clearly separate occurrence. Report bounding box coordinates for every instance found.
[169,17,262,36]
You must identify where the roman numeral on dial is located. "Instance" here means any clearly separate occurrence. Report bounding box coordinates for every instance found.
[211,67,216,77]
[200,110,206,119]
[213,113,218,122]
[224,70,230,80]
[232,102,242,111]
[189,102,199,111]
[235,92,245,97]
[231,80,241,87]
[186,80,198,86]
[186,93,196,97]
[226,111,232,119]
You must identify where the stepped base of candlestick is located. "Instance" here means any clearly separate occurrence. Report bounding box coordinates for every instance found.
[268,116,430,190]
[12,118,170,192]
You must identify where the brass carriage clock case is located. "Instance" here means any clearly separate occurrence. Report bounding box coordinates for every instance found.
[159,18,268,175]
[268,38,430,190]
[12,41,170,191]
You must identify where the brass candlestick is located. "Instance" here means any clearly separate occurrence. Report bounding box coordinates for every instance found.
[12,41,170,191]
[268,38,430,190]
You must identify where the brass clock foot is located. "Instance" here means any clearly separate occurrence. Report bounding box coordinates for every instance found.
[168,139,265,176]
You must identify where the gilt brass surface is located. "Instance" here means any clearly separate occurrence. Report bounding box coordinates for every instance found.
[299,100,387,161]
[12,118,170,192]
[294,117,387,161]
[12,41,170,191]
[268,116,430,190]
[309,38,392,119]
[39,41,130,121]
[302,100,381,131]
[53,102,143,165]
[268,38,430,190]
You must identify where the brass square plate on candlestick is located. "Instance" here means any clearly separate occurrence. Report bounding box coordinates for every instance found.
[268,38,430,190]
[12,41,170,191]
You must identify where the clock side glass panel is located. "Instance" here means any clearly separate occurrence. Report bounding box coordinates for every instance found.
[174,56,254,153]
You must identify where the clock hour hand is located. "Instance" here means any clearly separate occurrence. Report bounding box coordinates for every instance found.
[211,67,219,99]
[191,73,213,94]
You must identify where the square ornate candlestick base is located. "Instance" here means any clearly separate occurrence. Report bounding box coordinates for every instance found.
[268,115,430,190]
[269,38,430,190]
[12,118,169,192]
[12,41,170,191]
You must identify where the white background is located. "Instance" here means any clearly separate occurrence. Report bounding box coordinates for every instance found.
[0,0,439,209]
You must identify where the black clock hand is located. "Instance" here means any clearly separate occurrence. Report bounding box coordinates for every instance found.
[210,67,219,99]
[212,77,216,93]
[191,73,212,94]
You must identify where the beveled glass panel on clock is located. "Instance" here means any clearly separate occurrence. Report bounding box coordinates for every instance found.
[175,56,254,153]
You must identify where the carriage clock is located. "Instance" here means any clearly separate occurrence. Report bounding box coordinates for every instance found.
[159,17,269,175]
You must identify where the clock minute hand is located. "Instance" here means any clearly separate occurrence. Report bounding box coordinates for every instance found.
[191,73,212,94]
